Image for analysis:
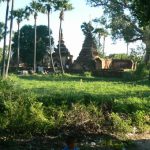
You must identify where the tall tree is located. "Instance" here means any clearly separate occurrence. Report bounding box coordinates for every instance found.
[12,25,52,66]
[38,0,56,73]
[1,0,10,78]
[130,0,150,26]
[5,0,14,78]
[26,0,45,72]
[55,0,73,74]
[46,4,56,73]
[87,0,150,63]
[12,8,26,69]
[94,28,108,55]
[58,9,65,74]
[37,0,73,73]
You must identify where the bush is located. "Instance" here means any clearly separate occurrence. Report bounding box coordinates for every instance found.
[114,97,150,114]
[0,79,53,135]
[122,71,134,81]
[134,63,149,79]
[83,72,92,77]
[133,110,150,133]
[111,112,132,133]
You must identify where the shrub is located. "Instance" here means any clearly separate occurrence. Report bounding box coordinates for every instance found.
[83,72,92,77]
[65,103,91,126]
[0,79,52,134]
[122,71,134,81]
[111,112,132,133]
[114,97,150,114]
[134,63,149,79]
[133,110,150,133]
[87,103,104,125]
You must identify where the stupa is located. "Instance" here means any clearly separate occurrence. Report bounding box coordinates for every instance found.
[52,29,73,70]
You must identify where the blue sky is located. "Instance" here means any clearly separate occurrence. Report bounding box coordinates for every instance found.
[0,0,141,59]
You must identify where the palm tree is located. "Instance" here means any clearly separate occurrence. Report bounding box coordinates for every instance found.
[94,28,103,48]
[46,4,55,73]
[94,28,108,55]
[33,12,37,73]
[35,0,56,73]
[58,9,65,74]
[126,42,129,55]
[55,0,73,74]
[102,30,108,55]
[12,8,25,70]
[1,0,10,78]
[5,0,14,78]
[29,0,45,73]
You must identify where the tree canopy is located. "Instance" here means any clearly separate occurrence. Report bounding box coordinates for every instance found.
[87,0,150,62]
[87,0,150,26]
[12,25,54,66]
[130,0,150,26]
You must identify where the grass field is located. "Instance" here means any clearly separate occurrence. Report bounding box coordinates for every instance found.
[0,73,150,149]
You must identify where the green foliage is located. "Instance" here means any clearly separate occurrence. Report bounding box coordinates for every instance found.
[0,47,3,65]
[109,53,129,60]
[0,22,4,41]
[130,0,150,26]
[65,103,90,125]
[0,74,150,136]
[114,97,150,114]
[129,45,145,63]
[12,25,54,66]
[83,71,92,77]
[133,110,150,133]
[122,71,134,81]
[0,79,52,134]
[134,63,149,79]
[111,112,132,133]
[87,0,150,61]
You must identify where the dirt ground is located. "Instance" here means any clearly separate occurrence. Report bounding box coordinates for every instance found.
[126,133,150,150]
[0,133,150,150]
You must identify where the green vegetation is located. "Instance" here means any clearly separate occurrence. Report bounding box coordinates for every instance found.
[12,25,52,66]
[0,74,149,136]
[0,74,150,149]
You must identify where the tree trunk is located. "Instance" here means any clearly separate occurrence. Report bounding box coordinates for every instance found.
[144,47,150,64]
[144,39,150,63]
[142,26,150,64]
[58,20,64,74]
[48,10,55,73]
[33,13,37,73]
[103,36,105,55]
[17,22,20,70]
[1,0,10,78]
[127,42,129,55]
[98,33,101,48]
[5,0,14,78]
